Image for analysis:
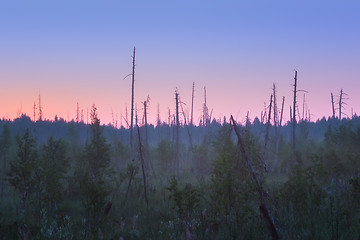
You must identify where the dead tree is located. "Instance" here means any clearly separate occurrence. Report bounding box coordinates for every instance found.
[292,71,297,165]
[331,93,335,118]
[273,84,278,130]
[137,125,148,207]
[175,91,180,179]
[230,116,279,240]
[135,104,138,127]
[76,102,80,122]
[143,96,150,145]
[262,102,267,124]
[338,88,349,120]
[38,92,43,121]
[33,102,36,122]
[143,97,156,177]
[130,47,136,161]
[167,108,171,142]
[339,89,343,119]
[279,96,285,126]
[302,94,306,121]
[273,84,279,172]
[179,99,194,153]
[203,87,209,126]
[263,94,273,171]
[157,104,161,127]
[191,82,195,126]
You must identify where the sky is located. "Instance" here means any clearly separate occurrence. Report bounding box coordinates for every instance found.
[1,0,359,126]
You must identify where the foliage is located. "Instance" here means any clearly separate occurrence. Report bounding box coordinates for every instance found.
[76,105,113,235]
[2,115,360,239]
[156,139,175,173]
[37,210,74,240]
[41,137,69,213]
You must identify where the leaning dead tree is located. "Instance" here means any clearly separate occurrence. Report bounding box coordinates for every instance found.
[230,116,279,240]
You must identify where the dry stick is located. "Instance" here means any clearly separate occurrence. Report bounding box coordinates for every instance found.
[331,93,335,118]
[137,125,149,207]
[230,116,279,240]
[263,94,273,172]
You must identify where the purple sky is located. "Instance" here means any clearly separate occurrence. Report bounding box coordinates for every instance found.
[1,0,359,125]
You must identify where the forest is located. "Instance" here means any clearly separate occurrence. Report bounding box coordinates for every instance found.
[1,102,360,239]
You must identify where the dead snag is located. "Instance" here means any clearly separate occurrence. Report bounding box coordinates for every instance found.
[137,125,148,207]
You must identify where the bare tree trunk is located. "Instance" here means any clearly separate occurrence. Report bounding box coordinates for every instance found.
[130,47,136,161]
[38,92,43,121]
[191,82,195,126]
[230,116,279,240]
[180,100,194,153]
[339,89,343,120]
[292,71,297,165]
[273,84,279,173]
[263,94,273,171]
[279,96,285,126]
[168,108,171,142]
[144,99,156,178]
[137,125,148,207]
[302,94,305,121]
[273,84,278,130]
[203,87,209,126]
[144,101,148,146]
[331,93,335,118]
[274,96,285,173]
[175,92,180,179]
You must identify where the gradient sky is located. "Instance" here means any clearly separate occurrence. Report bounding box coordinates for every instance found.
[1,0,359,125]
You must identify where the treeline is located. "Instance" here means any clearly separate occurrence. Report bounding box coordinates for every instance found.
[1,109,360,239]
